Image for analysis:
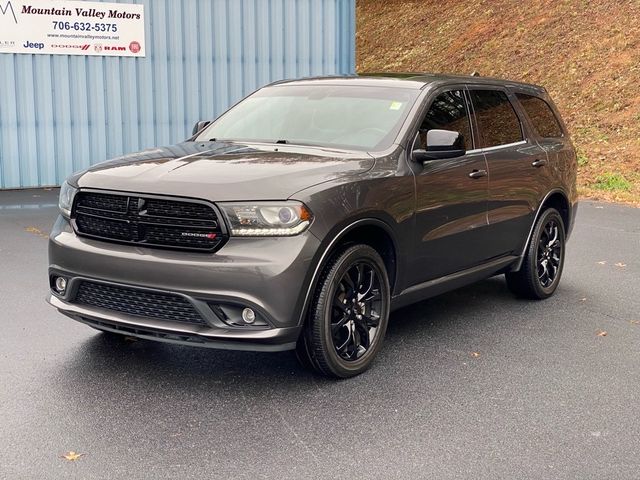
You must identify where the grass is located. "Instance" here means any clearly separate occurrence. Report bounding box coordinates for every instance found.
[592,173,632,192]
[577,151,589,167]
[357,0,640,206]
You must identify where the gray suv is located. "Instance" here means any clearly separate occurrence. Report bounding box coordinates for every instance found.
[48,74,578,378]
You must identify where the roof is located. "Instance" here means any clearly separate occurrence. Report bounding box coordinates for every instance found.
[271,72,546,94]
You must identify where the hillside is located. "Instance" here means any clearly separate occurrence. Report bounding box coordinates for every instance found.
[357,0,640,205]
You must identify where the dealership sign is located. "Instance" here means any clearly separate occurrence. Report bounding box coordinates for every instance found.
[0,0,145,56]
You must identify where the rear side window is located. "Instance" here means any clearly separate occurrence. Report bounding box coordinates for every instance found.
[418,90,472,150]
[516,93,564,138]
[470,90,523,148]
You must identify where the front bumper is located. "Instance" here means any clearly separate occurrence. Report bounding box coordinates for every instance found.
[47,215,321,351]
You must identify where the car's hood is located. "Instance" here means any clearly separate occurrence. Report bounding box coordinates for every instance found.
[74,141,374,201]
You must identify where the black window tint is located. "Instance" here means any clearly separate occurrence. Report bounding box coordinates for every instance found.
[418,90,472,150]
[516,93,563,138]
[470,90,523,148]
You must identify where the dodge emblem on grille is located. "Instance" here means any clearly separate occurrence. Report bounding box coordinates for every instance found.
[181,232,217,239]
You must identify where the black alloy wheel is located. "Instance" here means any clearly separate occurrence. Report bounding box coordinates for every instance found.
[506,208,566,299]
[537,218,562,288]
[296,244,390,378]
[331,261,383,361]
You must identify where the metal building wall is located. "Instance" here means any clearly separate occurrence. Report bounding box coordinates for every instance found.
[0,0,356,189]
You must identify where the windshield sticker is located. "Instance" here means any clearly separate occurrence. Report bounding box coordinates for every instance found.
[389,101,403,111]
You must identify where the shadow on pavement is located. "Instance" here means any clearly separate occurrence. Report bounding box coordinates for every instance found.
[54,276,518,390]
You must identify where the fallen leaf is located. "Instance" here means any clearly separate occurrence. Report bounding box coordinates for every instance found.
[614,262,626,268]
[630,321,639,325]
[61,451,84,461]
[25,226,49,238]
[597,261,606,265]
[471,352,481,358]
[596,330,608,337]
[580,297,587,302]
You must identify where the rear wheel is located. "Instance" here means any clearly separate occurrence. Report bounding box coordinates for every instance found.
[506,208,565,299]
[296,244,390,378]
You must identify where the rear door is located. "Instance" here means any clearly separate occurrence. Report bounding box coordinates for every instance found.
[408,87,491,285]
[468,87,549,258]
[515,91,574,191]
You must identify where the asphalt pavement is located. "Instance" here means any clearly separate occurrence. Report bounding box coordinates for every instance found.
[0,189,638,480]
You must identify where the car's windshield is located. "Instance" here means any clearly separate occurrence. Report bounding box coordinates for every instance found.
[196,84,420,151]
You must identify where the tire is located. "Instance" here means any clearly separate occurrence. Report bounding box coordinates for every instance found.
[506,208,566,299]
[296,244,391,378]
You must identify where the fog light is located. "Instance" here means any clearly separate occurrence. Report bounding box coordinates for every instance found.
[241,308,256,324]
[54,276,67,293]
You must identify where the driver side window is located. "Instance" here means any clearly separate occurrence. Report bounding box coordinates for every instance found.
[417,90,472,150]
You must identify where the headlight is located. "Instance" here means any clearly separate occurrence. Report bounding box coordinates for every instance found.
[58,181,77,217]
[220,201,313,236]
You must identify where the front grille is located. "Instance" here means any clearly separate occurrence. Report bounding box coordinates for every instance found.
[74,281,206,325]
[72,191,225,252]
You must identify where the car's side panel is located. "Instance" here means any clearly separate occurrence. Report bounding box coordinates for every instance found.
[405,86,494,284]
[391,255,519,311]
[483,141,553,256]
[508,89,578,248]
[410,149,490,282]
[467,86,553,258]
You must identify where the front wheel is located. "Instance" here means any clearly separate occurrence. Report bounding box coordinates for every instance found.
[506,208,566,299]
[296,244,391,378]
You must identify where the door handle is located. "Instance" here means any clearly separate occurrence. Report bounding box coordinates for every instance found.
[468,169,487,179]
[532,159,547,168]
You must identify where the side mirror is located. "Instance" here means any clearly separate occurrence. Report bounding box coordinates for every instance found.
[192,120,212,136]
[413,129,466,162]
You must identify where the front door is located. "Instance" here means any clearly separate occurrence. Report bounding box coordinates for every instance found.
[409,89,491,285]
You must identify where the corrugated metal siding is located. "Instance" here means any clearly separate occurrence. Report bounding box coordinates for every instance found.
[0,0,356,189]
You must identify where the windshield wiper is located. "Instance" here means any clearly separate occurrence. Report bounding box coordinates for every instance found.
[207,138,241,143]
[275,139,289,144]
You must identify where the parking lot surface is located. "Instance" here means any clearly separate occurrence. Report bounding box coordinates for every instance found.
[1,189,638,479]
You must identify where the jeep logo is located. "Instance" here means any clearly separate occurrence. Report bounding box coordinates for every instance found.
[23,41,44,50]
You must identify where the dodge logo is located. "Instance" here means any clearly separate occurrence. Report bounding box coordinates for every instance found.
[181,232,217,239]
